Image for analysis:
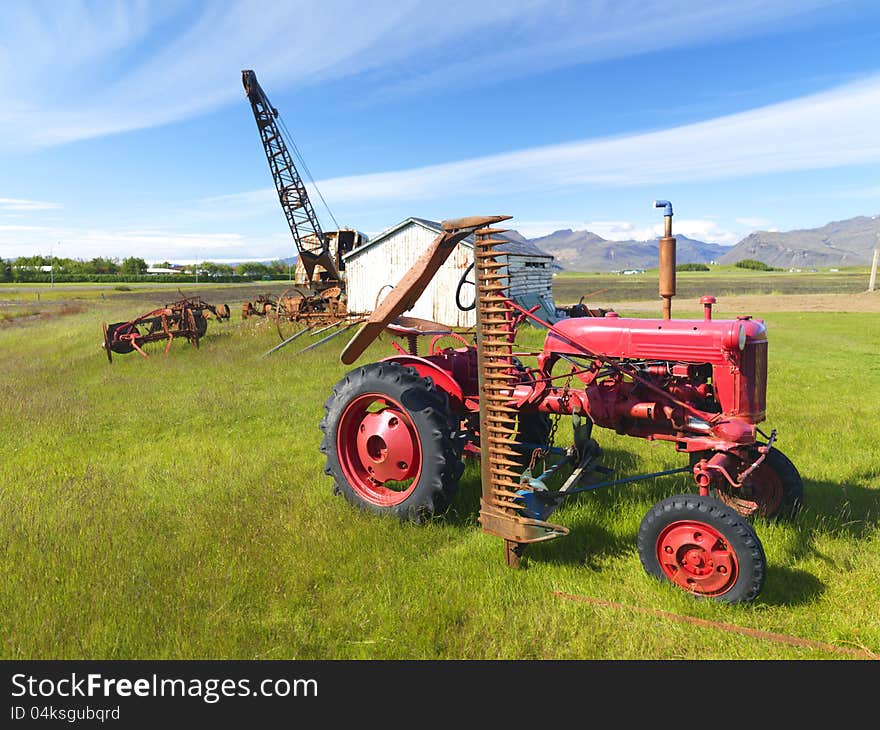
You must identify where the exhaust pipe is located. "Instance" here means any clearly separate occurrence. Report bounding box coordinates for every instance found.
[654,200,676,319]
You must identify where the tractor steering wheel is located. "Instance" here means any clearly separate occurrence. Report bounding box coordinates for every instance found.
[455,262,476,311]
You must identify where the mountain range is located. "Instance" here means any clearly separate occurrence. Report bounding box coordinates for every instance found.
[525,230,728,272]
[718,214,880,268]
[512,213,880,272]
[256,213,879,273]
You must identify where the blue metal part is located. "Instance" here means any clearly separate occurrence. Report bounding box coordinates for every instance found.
[565,465,692,497]
[535,459,568,482]
[514,465,692,519]
[515,489,556,522]
[653,199,673,217]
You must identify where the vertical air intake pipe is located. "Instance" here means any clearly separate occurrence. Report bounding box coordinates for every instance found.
[654,200,676,319]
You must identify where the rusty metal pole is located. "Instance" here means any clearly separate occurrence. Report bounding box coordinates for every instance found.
[655,200,676,319]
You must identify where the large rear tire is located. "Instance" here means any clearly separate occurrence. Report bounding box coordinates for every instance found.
[638,494,766,604]
[319,362,464,523]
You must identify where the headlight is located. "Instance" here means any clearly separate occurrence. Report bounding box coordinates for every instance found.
[723,322,748,351]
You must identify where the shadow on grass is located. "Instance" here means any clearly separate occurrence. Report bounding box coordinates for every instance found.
[799,477,879,537]
[762,476,880,578]
[757,566,825,607]
[527,522,633,569]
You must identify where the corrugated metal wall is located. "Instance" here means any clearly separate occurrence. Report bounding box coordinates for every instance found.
[345,223,553,327]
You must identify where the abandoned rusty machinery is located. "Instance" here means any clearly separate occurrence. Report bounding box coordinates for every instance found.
[319,209,804,604]
[101,294,229,363]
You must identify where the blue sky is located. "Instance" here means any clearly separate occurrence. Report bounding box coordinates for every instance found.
[1,0,880,263]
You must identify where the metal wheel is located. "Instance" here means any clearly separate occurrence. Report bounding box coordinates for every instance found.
[104,322,136,355]
[275,287,310,340]
[695,446,803,519]
[428,331,473,355]
[638,494,766,603]
[319,362,464,522]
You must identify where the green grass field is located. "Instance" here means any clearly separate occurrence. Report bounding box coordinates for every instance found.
[553,266,872,304]
[1,285,878,659]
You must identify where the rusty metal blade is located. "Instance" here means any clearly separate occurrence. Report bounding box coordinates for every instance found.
[298,320,362,355]
[261,325,312,357]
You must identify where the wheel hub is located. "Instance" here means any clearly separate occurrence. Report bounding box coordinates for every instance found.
[657,521,738,595]
[355,409,417,483]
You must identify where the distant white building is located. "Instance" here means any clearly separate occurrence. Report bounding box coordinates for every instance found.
[146,267,181,275]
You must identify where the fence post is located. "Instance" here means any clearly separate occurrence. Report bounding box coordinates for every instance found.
[869,248,879,292]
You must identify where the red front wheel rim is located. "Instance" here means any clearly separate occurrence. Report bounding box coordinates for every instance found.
[337,393,422,507]
[656,520,739,596]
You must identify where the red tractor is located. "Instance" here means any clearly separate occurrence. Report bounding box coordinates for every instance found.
[319,209,802,603]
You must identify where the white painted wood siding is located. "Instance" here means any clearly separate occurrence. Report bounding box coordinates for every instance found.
[346,222,553,327]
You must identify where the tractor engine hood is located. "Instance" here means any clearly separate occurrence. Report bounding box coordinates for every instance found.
[545,314,767,364]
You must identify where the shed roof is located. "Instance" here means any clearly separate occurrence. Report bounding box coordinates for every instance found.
[343,217,554,262]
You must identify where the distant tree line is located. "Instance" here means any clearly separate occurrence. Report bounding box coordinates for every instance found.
[0,255,296,283]
[676,263,710,271]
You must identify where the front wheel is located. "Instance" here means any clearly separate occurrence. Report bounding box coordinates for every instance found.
[319,362,464,523]
[733,447,803,518]
[638,494,766,603]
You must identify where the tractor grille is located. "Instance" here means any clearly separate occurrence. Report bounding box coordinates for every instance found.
[737,339,767,421]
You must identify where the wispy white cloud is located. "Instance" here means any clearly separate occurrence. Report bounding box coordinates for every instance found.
[304,72,880,204]
[0,197,61,212]
[370,1,845,99]
[193,189,277,222]
[664,219,739,245]
[0,0,842,149]
[185,71,880,246]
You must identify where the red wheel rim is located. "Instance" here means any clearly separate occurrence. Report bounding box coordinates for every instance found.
[337,393,422,507]
[656,520,739,596]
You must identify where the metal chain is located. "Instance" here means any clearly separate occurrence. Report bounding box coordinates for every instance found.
[543,366,575,459]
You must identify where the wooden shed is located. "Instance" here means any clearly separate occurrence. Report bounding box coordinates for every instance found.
[342,217,555,327]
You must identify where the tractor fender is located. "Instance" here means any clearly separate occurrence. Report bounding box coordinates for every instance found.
[381,355,465,410]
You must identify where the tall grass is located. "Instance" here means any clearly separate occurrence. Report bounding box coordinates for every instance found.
[0,296,878,659]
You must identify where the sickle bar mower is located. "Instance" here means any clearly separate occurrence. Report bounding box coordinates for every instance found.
[320,209,803,603]
[101,295,228,363]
